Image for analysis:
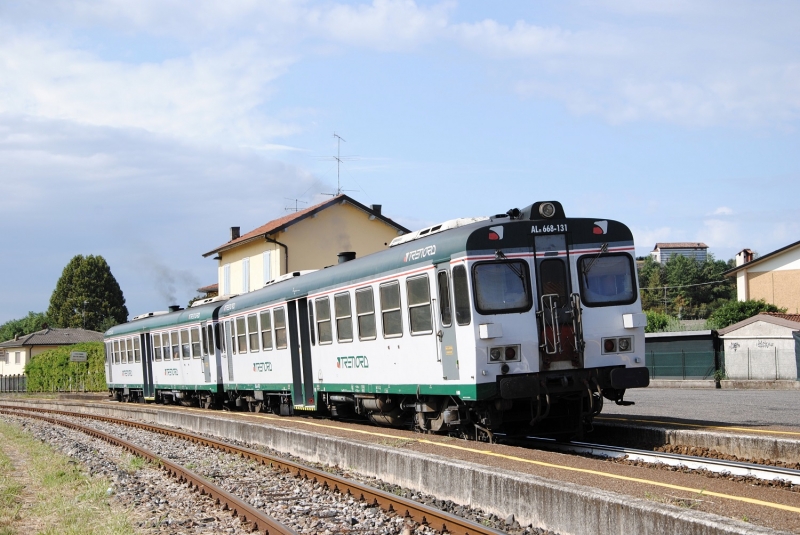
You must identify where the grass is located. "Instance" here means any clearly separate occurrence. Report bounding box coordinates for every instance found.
[0,420,134,535]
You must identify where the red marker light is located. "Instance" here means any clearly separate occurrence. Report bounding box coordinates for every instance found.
[489,232,500,240]
[593,226,603,234]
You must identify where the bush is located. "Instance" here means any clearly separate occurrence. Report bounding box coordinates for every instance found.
[707,299,784,330]
[645,310,672,333]
[25,342,107,392]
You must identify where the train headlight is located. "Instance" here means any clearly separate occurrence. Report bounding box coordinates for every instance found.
[603,338,617,353]
[490,348,502,361]
[539,202,556,218]
[504,346,517,360]
[618,337,631,351]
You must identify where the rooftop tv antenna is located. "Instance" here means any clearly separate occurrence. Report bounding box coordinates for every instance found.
[284,197,307,213]
[322,132,357,197]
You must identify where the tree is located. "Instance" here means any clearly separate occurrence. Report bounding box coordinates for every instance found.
[47,255,128,331]
[708,299,784,330]
[0,312,50,343]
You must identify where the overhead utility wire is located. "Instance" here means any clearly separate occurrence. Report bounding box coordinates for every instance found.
[641,280,729,291]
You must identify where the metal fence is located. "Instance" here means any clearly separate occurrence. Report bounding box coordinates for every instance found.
[0,374,27,393]
[645,350,718,380]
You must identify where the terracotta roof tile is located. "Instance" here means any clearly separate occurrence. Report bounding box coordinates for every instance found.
[203,194,409,257]
[761,312,800,323]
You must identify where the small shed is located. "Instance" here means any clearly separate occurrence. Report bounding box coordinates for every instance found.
[717,313,800,381]
[644,330,720,379]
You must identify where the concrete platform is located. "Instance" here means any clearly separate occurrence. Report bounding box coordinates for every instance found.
[0,398,788,535]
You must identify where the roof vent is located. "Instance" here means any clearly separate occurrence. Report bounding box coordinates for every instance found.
[230,226,240,241]
[168,305,182,313]
[338,251,356,264]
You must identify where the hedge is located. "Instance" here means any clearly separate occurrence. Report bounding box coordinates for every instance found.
[25,341,107,392]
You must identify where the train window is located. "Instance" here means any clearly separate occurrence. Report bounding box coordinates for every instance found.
[407,275,433,335]
[315,297,332,344]
[213,324,221,352]
[437,271,452,327]
[472,260,532,314]
[170,331,180,360]
[133,337,141,363]
[153,334,162,361]
[191,328,202,358]
[578,253,636,306]
[180,329,190,359]
[274,307,288,349]
[260,310,273,350]
[235,316,247,353]
[113,340,121,363]
[126,338,134,363]
[335,292,353,342]
[379,281,403,338]
[539,259,568,307]
[452,265,471,325]
[120,338,128,363]
[355,287,377,341]
[247,314,260,352]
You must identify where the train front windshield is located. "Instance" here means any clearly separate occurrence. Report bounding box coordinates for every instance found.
[472,260,532,313]
[578,254,636,306]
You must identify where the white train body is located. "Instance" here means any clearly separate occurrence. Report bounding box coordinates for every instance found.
[106,201,649,438]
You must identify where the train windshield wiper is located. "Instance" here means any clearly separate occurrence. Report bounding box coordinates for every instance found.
[495,250,524,281]
[582,243,608,282]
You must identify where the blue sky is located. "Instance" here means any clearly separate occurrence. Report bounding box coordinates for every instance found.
[1,0,798,324]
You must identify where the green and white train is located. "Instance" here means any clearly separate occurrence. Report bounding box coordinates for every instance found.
[105,201,649,439]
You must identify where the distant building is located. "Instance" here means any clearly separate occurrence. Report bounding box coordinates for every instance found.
[650,242,708,265]
[723,239,800,313]
[0,327,104,376]
[202,194,410,296]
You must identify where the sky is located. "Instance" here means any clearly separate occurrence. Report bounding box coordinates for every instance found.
[1,0,798,324]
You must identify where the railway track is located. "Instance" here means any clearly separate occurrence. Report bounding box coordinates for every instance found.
[0,405,508,535]
[521,437,800,486]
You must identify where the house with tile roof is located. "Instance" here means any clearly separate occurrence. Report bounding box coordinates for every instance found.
[717,313,800,381]
[724,239,800,314]
[650,242,709,265]
[0,327,104,376]
[202,195,410,296]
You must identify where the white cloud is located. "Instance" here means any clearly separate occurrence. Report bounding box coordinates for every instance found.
[711,206,734,216]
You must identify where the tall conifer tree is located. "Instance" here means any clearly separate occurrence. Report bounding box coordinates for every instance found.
[47,255,128,331]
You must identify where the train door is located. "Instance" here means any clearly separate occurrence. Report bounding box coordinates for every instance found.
[224,320,235,382]
[533,234,583,370]
[140,333,155,398]
[201,322,212,383]
[105,342,112,384]
[435,264,460,380]
[287,300,315,408]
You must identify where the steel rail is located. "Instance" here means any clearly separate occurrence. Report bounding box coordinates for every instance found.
[522,437,800,485]
[0,407,296,535]
[0,405,507,535]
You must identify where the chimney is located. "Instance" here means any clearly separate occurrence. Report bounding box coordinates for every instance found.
[230,226,240,241]
[337,251,356,264]
[14,334,19,341]
[735,249,755,267]
[370,204,382,216]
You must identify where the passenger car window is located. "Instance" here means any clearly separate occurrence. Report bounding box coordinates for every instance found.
[315,297,332,344]
[407,275,433,334]
[355,287,377,340]
[452,265,471,325]
[335,292,353,342]
[380,281,403,337]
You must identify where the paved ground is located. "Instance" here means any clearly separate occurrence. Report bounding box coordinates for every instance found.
[601,387,800,429]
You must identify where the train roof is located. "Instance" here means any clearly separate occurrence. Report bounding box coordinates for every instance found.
[105,301,221,338]
[218,205,634,318]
